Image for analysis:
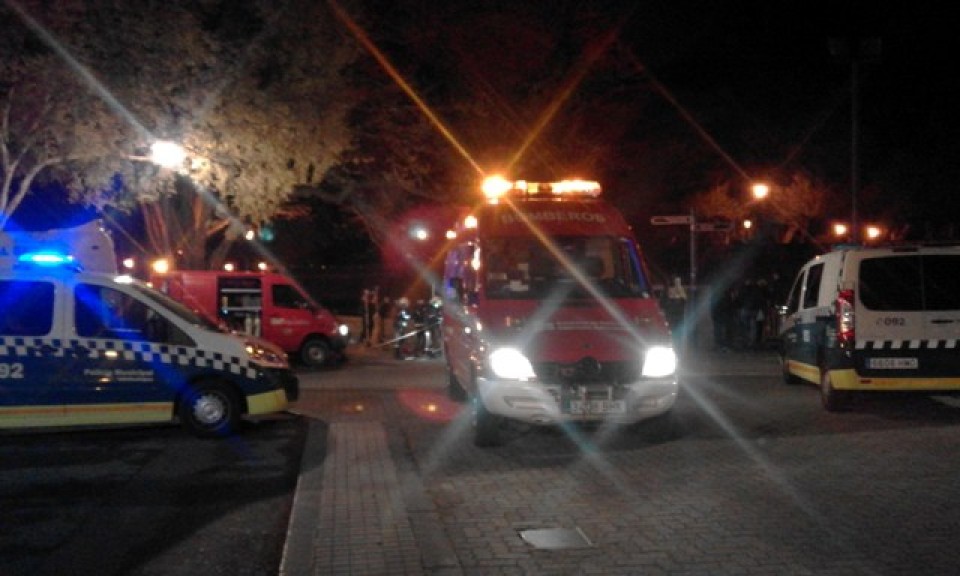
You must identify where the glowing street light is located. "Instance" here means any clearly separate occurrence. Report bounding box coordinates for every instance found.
[149,140,187,169]
[751,182,770,200]
[833,222,849,237]
[865,225,882,240]
[410,225,429,241]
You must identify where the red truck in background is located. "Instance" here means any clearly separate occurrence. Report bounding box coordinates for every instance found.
[151,270,349,367]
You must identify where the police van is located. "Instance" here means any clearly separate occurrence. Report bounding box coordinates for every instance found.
[0,245,298,437]
[442,177,678,446]
[779,244,960,410]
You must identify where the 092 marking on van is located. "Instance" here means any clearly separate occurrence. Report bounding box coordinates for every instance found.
[0,238,298,437]
[0,362,24,378]
[779,244,960,411]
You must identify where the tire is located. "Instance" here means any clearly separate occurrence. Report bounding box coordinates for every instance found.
[178,381,242,438]
[300,338,331,367]
[820,366,851,412]
[473,395,502,447]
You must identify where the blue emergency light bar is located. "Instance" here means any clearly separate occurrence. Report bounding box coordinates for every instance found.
[17,251,78,268]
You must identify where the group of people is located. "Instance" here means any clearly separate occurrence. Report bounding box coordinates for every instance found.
[358,289,444,357]
[359,288,393,346]
[709,275,779,351]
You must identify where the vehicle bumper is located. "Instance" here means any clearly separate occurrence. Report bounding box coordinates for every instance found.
[476,376,678,425]
[263,368,300,402]
[330,334,349,352]
[247,389,289,415]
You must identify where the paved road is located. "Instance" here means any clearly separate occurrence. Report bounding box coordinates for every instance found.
[289,345,960,575]
[0,415,304,576]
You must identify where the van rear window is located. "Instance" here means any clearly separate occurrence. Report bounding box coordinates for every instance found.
[859,257,921,310]
[0,280,54,336]
[859,254,960,311]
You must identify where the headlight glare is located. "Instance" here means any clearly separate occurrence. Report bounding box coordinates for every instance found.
[488,347,536,380]
[642,345,677,377]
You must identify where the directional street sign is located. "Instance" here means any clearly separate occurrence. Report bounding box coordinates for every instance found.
[694,221,734,232]
[650,215,692,225]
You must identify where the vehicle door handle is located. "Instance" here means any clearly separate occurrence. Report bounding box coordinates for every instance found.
[931,319,956,324]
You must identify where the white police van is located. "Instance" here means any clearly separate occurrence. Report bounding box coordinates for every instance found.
[0,245,297,437]
[779,244,960,411]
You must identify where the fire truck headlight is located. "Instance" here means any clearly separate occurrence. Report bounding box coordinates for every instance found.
[488,347,536,380]
[642,345,677,378]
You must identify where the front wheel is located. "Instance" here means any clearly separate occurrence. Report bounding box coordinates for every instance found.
[178,381,242,438]
[300,338,331,367]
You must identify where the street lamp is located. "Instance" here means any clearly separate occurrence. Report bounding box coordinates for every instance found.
[149,140,187,169]
[751,183,770,201]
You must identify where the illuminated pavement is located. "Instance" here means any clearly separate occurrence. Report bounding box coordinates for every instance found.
[280,342,461,576]
[279,344,783,576]
[278,344,960,575]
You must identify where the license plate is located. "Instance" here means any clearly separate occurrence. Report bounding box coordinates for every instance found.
[567,400,626,415]
[867,357,918,369]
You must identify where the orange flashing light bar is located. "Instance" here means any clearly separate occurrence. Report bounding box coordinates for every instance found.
[481,176,602,202]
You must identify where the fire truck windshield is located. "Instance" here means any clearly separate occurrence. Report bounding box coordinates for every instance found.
[482,235,650,300]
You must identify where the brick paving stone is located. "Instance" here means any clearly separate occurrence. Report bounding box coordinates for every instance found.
[315,421,423,575]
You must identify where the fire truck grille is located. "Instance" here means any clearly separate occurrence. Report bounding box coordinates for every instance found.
[534,357,640,385]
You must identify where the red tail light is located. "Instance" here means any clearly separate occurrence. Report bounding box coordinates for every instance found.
[836,289,855,345]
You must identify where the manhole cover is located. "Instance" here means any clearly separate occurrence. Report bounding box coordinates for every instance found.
[518,527,593,549]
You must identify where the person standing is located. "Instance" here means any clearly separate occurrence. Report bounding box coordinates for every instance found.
[664,276,687,347]
[377,296,392,343]
[365,289,377,346]
[710,285,734,352]
[738,278,764,349]
[359,289,371,345]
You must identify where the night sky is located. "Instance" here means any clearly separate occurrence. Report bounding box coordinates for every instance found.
[615,1,958,199]
[375,0,960,227]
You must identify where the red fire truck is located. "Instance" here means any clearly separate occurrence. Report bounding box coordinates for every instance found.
[442,177,679,446]
[151,270,349,367]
